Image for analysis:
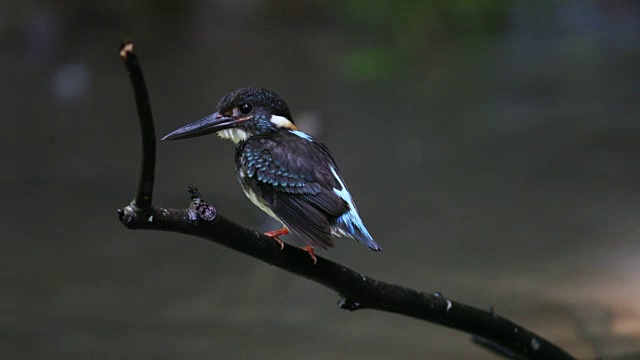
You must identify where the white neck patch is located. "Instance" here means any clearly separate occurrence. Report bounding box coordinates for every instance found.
[217,128,250,144]
[270,115,296,129]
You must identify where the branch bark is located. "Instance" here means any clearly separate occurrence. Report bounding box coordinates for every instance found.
[116,40,576,360]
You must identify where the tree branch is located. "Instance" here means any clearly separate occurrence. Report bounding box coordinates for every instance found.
[116,40,576,360]
[119,41,155,210]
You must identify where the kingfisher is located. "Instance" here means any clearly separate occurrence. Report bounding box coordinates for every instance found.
[162,87,381,263]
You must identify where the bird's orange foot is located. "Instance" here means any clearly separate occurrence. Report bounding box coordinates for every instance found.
[264,227,289,250]
[301,246,317,265]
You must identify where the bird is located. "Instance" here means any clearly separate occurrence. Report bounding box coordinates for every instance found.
[162,87,381,263]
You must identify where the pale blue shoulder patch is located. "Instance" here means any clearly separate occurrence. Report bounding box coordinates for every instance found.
[290,130,313,141]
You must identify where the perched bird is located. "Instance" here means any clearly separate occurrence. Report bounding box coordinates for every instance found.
[162,87,381,263]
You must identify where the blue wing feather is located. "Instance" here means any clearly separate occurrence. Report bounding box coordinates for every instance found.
[236,130,380,251]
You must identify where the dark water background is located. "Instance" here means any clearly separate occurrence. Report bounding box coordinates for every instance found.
[3,1,640,358]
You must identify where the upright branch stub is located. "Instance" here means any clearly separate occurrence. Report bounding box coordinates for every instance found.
[119,40,156,211]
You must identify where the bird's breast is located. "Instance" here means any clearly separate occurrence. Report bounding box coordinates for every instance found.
[236,165,281,222]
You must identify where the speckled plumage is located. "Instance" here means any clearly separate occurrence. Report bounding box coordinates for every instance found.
[237,131,354,249]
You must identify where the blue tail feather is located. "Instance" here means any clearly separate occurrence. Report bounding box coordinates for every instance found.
[328,166,381,251]
[333,210,381,251]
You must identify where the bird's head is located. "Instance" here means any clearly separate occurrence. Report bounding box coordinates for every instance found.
[162,87,296,143]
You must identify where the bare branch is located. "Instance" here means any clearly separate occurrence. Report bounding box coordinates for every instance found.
[119,40,156,211]
[116,40,576,360]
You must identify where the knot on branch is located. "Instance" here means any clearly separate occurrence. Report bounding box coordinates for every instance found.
[188,185,216,222]
[338,297,364,311]
[191,202,217,222]
[117,203,152,228]
[433,291,453,312]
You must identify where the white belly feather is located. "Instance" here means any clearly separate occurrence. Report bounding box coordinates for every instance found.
[238,169,281,222]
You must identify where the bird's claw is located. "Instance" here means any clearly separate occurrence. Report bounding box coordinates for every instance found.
[264,227,289,250]
[273,237,285,250]
[301,246,317,265]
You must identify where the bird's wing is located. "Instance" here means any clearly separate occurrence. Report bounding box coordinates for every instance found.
[239,133,350,249]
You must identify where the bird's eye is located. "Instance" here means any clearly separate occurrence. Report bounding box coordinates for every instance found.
[239,103,252,114]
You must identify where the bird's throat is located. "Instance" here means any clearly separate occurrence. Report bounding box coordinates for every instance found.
[217,128,250,144]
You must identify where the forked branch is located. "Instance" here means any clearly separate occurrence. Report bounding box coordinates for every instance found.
[116,40,576,360]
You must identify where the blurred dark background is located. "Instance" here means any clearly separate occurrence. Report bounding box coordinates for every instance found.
[3,0,640,358]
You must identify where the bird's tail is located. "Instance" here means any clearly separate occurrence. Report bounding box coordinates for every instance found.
[332,210,382,251]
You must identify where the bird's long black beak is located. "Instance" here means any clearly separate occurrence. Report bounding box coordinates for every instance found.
[161,112,241,140]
